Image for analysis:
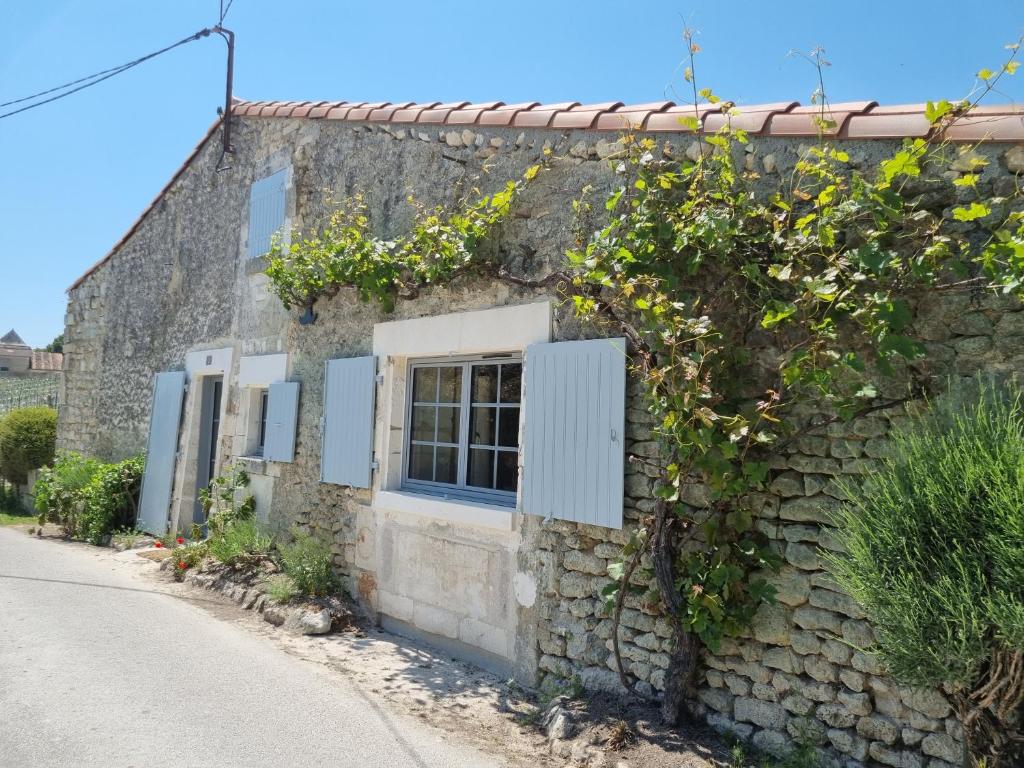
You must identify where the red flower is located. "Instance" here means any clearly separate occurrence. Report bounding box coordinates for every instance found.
[177,561,187,570]
[154,541,163,548]
[176,537,185,545]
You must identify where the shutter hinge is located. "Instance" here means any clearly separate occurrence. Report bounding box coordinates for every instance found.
[375,373,384,384]
[370,459,380,471]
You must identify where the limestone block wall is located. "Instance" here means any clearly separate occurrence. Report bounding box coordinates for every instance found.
[59,108,1024,767]
[529,291,1022,768]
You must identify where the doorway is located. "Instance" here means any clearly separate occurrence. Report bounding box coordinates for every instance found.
[194,375,224,526]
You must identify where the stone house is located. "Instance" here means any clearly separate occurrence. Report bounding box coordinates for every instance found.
[0,329,64,376]
[59,98,1024,766]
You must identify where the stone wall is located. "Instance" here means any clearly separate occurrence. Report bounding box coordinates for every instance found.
[59,109,1024,767]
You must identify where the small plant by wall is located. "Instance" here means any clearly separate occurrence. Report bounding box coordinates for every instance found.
[34,452,143,544]
[827,376,1024,766]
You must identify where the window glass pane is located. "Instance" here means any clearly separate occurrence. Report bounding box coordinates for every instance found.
[468,448,495,489]
[408,444,433,481]
[436,405,461,444]
[470,406,496,446]
[500,363,522,403]
[496,451,518,492]
[412,367,438,402]
[411,406,436,442]
[437,366,462,402]
[472,365,498,403]
[498,407,520,447]
[435,446,459,484]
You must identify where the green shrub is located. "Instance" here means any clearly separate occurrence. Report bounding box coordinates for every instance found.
[33,452,100,535]
[278,531,336,597]
[827,376,1024,761]
[207,519,272,565]
[201,463,255,534]
[262,573,298,604]
[77,457,144,545]
[0,406,56,485]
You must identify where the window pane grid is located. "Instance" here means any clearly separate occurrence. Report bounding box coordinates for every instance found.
[405,358,521,501]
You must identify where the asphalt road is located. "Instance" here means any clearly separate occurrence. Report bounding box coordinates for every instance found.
[0,526,505,768]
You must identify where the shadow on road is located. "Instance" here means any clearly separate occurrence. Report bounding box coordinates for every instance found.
[0,573,227,606]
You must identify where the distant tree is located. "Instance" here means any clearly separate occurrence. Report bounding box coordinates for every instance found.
[45,334,63,353]
[0,406,57,485]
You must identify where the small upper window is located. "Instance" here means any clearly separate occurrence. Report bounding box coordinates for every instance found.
[404,358,521,505]
[247,169,287,258]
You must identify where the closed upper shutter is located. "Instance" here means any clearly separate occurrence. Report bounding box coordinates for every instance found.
[522,338,626,529]
[263,381,300,462]
[247,169,287,258]
[137,371,187,534]
[321,356,376,488]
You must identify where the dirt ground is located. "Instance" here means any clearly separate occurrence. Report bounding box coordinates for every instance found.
[14,525,737,768]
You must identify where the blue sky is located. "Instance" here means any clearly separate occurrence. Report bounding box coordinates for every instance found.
[1,1,1022,348]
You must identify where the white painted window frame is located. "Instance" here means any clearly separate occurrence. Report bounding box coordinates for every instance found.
[371,301,551,531]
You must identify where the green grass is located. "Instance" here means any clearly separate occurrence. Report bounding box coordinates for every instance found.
[0,508,35,526]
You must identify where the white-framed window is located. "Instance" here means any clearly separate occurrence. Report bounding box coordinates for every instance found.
[402,356,522,505]
[241,386,269,458]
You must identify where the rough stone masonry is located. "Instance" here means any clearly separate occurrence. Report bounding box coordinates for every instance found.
[60,102,1024,767]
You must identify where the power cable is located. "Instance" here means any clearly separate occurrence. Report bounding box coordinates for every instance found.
[0,27,213,120]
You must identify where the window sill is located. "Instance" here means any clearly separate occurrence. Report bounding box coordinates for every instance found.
[374,489,516,532]
[237,455,267,473]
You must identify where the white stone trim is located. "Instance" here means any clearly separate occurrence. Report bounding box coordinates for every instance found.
[374,490,516,532]
[371,301,551,508]
[184,346,233,381]
[372,300,551,357]
[238,353,288,387]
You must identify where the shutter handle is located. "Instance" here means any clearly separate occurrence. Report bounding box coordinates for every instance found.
[610,427,618,443]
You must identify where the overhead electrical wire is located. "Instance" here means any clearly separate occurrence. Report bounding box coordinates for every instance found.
[0,27,214,120]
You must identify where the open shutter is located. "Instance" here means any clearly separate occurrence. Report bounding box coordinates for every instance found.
[137,371,186,534]
[247,169,287,258]
[263,381,300,462]
[522,338,626,529]
[321,356,376,488]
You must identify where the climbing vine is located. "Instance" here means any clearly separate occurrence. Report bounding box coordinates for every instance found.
[262,34,1024,763]
[265,166,541,313]
[566,32,1024,760]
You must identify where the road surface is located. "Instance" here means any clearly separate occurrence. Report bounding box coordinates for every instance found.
[0,526,505,768]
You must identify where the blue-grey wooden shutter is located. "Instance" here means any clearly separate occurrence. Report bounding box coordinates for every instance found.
[522,338,626,529]
[247,169,287,258]
[321,356,377,488]
[137,371,186,535]
[263,381,300,462]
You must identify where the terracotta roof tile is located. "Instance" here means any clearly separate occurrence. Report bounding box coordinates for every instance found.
[307,101,345,119]
[767,101,878,136]
[390,102,441,122]
[512,102,581,129]
[418,102,471,124]
[477,102,541,127]
[367,103,416,121]
[31,351,63,372]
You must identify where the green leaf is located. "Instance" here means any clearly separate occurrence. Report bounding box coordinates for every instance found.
[953,202,990,222]
[761,301,798,329]
[879,334,925,360]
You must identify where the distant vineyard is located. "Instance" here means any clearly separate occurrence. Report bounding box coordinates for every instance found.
[0,375,59,416]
